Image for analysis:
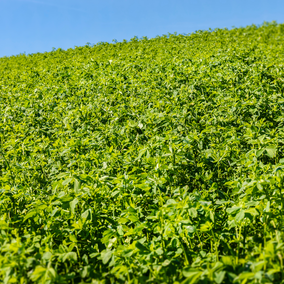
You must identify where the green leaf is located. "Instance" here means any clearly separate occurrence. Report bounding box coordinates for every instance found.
[62,252,77,262]
[23,210,37,222]
[226,206,241,215]
[117,225,124,236]
[62,177,73,186]
[101,250,112,264]
[70,198,79,214]
[214,271,226,284]
[188,208,197,218]
[81,209,92,220]
[265,201,271,213]
[30,266,47,281]
[74,179,81,193]
[256,149,264,157]
[235,209,245,222]
[42,252,53,261]
[200,221,213,232]
[182,269,202,284]
[265,146,277,158]
[135,241,149,252]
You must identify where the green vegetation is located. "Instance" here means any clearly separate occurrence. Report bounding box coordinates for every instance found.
[1,22,284,283]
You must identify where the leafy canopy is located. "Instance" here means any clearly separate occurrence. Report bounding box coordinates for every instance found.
[1,22,284,283]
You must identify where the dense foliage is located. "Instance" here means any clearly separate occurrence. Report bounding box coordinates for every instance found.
[1,22,284,283]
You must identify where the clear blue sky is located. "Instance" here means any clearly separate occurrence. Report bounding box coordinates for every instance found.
[1,0,284,58]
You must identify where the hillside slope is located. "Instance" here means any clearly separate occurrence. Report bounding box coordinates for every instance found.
[1,22,284,283]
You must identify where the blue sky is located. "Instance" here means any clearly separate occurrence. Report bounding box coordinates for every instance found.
[1,0,284,57]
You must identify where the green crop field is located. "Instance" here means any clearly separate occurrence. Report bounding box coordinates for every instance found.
[1,22,284,283]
